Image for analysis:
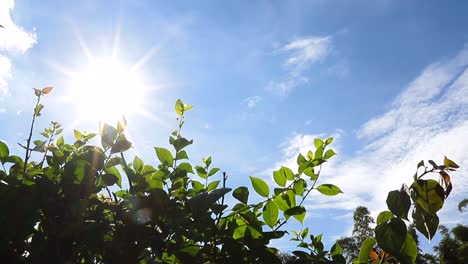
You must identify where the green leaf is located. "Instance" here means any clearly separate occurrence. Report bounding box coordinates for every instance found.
[146,171,164,189]
[250,176,270,197]
[116,117,127,133]
[330,242,343,256]
[176,150,189,160]
[100,123,117,148]
[0,141,10,162]
[411,179,445,214]
[171,137,193,152]
[233,225,247,239]
[191,180,204,192]
[110,136,132,154]
[316,184,342,196]
[375,218,407,256]
[325,137,334,145]
[155,147,174,166]
[105,166,122,187]
[207,180,220,191]
[386,190,411,220]
[358,238,376,263]
[175,99,185,116]
[274,190,296,211]
[233,186,249,204]
[443,156,459,168]
[314,138,324,148]
[324,149,336,159]
[133,156,144,173]
[401,233,417,263]
[263,201,279,228]
[208,167,220,177]
[284,206,306,223]
[73,130,82,141]
[377,211,394,225]
[273,169,286,187]
[413,204,439,241]
[178,245,200,257]
[178,162,193,173]
[293,179,306,196]
[195,166,207,179]
[102,173,119,186]
[203,156,212,167]
[297,153,307,166]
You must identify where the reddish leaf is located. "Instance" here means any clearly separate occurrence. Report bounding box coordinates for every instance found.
[42,86,53,94]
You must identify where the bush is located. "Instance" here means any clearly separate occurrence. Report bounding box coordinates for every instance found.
[0,89,458,263]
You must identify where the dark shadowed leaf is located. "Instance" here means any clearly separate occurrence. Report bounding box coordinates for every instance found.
[413,204,439,241]
[375,218,407,256]
[386,190,411,220]
[233,186,249,204]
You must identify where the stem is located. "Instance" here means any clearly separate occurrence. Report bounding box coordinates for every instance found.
[39,123,57,167]
[105,187,114,202]
[120,152,134,194]
[274,164,323,231]
[23,95,41,177]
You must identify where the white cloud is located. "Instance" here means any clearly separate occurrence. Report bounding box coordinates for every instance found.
[0,0,37,96]
[267,46,468,224]
[267,36,332,96]
[242,96,262,109]
[282,37,331,68]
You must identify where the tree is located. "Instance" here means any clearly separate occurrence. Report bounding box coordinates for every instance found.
[433,220,468,263]
[337,206,374,262]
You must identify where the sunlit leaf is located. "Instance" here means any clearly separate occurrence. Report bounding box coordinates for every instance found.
[263,200,279,228]
[316,184,342,196]
[443,156,459,168]
[207,180,220,191]
[358,238,376,263]
[0,141,9,163]
[411,179,445,214]
[250,176,269,197]
[42,86,53,94]
[377,211,394,225]
[155,147,174,166]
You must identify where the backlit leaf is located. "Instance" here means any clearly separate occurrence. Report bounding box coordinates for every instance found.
[42,86,53,94]
[250,176,269,197]
[316,184,342,196]
[263,200,279,228]
[155,147,174,166]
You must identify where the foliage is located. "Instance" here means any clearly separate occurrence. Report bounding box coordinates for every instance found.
[337,206,375,262]
[352,158,459,264]
[0,89,460,264]
[433,211,468,264]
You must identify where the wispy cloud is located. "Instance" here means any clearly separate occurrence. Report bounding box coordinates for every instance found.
[267,36,332,96]
[267,46,468,224]
[0,0,37,96]
[242,96,262,109]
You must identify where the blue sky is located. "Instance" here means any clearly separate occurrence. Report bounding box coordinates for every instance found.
[1,0,467,253]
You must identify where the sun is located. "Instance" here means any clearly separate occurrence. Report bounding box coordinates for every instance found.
[69,57,147,123]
